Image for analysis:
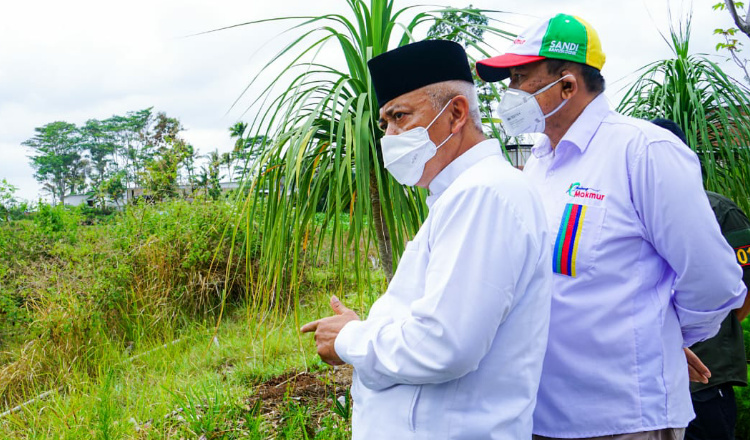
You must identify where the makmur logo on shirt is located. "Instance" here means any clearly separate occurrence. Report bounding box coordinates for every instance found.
[548,40,580,56]
[567,182,605,201]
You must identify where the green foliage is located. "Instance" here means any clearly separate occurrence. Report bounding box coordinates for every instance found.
[197,150,223,201]
[737,384,750,440]
[278,396,315,439]
[0,297,356,438]
[23,121,84,205]
[110,107,155,190]
[20,108,199,208]
[330,387,351,421]
[80,118,118,192]
[426,5,488,44]
[0,179,19,222]
[712,1,749,84]
[166,381,232,437]
[93,369,123,440]
[228,123,266,182]
[34,203,80,241]
[138,113,195,201]
[426,5,500,122]
[617,18,750,213]
[98,171,126,207]
[0,199,255,404]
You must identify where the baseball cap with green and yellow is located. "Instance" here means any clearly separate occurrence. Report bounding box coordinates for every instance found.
[476,13,605,82]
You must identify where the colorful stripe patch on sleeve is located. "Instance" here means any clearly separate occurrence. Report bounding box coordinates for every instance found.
[553,203,587,276]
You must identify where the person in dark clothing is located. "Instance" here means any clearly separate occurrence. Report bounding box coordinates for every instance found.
[651,117,750,440]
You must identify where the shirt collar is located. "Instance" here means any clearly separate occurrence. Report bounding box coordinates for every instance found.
[426,139,503,207]
[530,93,611,158]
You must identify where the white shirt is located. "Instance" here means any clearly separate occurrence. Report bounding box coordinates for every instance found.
[335,139,552,439]
[524,94,747,437]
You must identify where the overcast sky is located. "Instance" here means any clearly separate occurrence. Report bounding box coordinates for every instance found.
[1,0,746,202]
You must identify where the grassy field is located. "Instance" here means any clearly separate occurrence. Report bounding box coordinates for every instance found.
[0,199,382,438]
[0,304,356,439]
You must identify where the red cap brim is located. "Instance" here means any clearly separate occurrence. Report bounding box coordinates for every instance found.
[476,54,546,82]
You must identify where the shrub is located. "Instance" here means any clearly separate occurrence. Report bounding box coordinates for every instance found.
[0,199,257,404]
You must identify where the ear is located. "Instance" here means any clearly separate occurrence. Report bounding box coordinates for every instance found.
[448,95,470,134]
[560,70,579,100]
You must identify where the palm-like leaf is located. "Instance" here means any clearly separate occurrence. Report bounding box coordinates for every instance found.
[618,18,750,211]
[218,1,515,318]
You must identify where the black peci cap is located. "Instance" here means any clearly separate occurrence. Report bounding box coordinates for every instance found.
[367,40,474,108]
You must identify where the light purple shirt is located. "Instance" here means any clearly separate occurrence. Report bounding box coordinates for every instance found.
[524,94,747,437]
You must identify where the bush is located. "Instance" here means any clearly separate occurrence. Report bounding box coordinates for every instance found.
[0,199,257,403]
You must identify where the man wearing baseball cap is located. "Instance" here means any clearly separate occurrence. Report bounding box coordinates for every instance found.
[477,13,747,440]
[302,39,553,439]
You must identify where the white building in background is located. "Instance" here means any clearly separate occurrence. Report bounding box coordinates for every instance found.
[504,143,533,169]
[124,181,243,204]
[63,192,121,209]
[63,193,95,207]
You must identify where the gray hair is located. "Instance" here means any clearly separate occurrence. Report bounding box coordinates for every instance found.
[424,80,483,132]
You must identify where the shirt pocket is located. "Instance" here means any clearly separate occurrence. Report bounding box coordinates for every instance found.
[551,203,606,277]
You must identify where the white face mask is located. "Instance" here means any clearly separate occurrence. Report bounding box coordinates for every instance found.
[380,100,454,186]
[496,74,572,136]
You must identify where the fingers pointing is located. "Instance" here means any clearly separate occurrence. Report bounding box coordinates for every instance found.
[300,320,319,333]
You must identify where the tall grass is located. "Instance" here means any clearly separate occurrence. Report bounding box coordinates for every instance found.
[0,294,355,438]
[0,200,254,406]
[0,199,377,437]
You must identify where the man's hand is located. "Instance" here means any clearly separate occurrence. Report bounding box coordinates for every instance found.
[301,296,359,365]
[684,347,711,384]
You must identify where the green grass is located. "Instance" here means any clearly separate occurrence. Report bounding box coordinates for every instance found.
[0,200,379,438]
[0,296,356,439]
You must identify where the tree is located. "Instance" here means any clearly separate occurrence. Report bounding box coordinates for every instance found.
[618,18,750,213]
[220,152,234,182]
[180,143,199,188]
[713,1,750,83]
[229,122,248,151]
[80,118,117,191]
[426,6,503,130]
[0,179,18,221]
[141,139,190,201]
[719,0,750,38]
[205,150,223,200]
[23,121,84,206]
[98,171,126,207]
[140,113,192,201]
[108,108,153,189]
[215,0,515,307]
[233,134,268,181]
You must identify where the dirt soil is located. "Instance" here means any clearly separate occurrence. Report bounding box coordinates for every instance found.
[246,364,353,430]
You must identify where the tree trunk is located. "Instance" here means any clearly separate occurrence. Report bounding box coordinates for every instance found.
[57,176,66,206]
[369,169,393,281]
[725,0,750,37]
